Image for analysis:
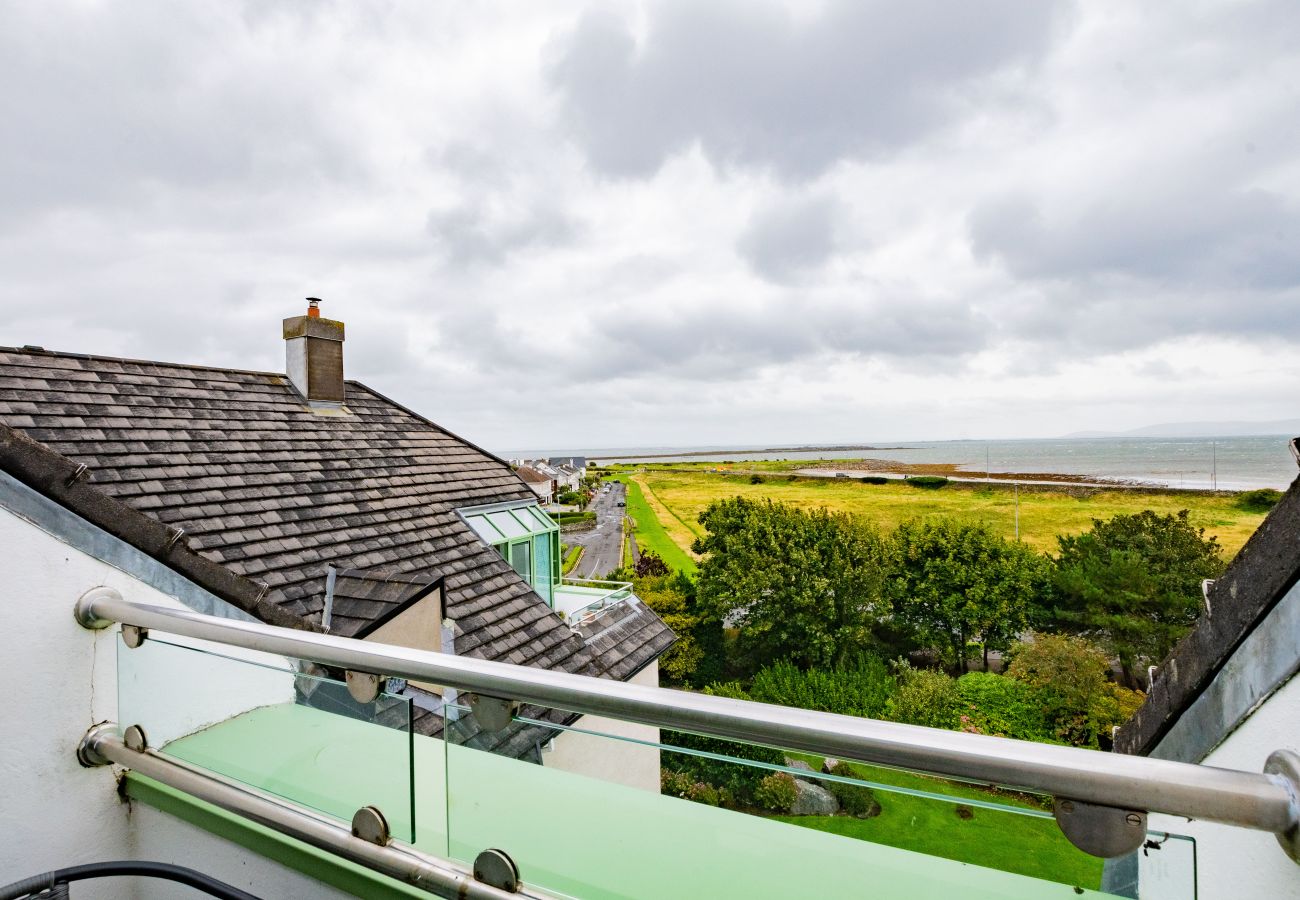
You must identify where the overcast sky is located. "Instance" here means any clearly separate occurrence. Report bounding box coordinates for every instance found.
[2,1,1298,451]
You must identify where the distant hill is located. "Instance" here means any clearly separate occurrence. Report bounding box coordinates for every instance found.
[1063,420,1300,439]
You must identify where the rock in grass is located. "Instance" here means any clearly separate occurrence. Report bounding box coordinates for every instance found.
[785,758,817,781]
[789,779,840,816]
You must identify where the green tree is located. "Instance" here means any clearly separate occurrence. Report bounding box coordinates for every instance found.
[635,568,722,685]
[889,519,1052,670]
[1051,510,1225,686]
[1005,633,1145,747]
[692,498,893,674]
[885,663,960,729]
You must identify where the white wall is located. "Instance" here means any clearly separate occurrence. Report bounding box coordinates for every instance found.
[0,496,311,896]
[545,661,662,792]
[129,804,359,900]
[1148,671,1300,900]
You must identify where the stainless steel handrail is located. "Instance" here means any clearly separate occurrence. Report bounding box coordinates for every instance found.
[77,590,1300,856]
[79,725,545,900]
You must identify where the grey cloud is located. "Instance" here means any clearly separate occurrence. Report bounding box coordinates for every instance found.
[738,195,840,283]
[426,202,581,266]
[0,1,362,228]
[547,0,1070,179]
[438,292,990,385]
[970,187,1300,290]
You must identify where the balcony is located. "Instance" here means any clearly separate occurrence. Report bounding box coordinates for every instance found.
[552,577,634,624]
[59,591,1300,900]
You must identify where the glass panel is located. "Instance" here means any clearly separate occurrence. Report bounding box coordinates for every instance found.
[486,509,530,540]
[509,540,531,581]
[442,701,1194,899]
[526,505,557,532]
[117,633,417,843]
[533,532,554,605]
[465,513,504,544]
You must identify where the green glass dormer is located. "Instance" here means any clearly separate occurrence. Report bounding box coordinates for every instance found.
[460,502,561,607]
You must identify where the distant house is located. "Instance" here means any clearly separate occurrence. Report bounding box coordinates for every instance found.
[549,456,588,478]
[515,465,555,502]
[0,302,673,787]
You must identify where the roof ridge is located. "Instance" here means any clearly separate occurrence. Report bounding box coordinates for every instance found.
[0,345,290,381]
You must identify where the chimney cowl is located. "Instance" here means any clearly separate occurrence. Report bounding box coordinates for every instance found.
[283,300,345,406]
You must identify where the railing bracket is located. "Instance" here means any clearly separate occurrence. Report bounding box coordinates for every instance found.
[73,587,122,630]
[1265,750,1300,863]
[122,624,148,649]
[350,805,391,847]
[76,722,119,768]
[124,724,149,753]
[345,670,383,704]
[474,848,521,893]
[467,693,519,732]
[1054,798,1147,858]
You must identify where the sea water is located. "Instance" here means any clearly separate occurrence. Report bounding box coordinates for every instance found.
[506,435,1297,491]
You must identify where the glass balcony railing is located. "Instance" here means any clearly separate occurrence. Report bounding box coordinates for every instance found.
[441,699,1197,899]
[83,593,1296,899]
[553,577,634,623]
[116,632,418,843]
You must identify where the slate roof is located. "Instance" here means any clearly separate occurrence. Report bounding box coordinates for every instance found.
[1117,461,1300,756]
[0,346,671,684]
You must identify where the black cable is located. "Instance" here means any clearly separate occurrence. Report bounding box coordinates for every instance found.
[0,861,263,900]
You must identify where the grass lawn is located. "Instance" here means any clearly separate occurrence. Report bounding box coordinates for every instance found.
[615,467,1265,557]
[610,474,700,575]
[561,544,584,575]
[774,755,1103,888]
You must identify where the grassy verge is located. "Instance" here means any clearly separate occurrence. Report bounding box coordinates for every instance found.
[561,544,584,575]
[611,475,700,575]
[628,469,1265,557]
[775,755,1101,887]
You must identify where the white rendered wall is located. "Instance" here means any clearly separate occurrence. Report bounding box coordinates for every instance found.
[0,500,306,896]
[129,804,359,900]
[545,661,662,792]
[1148,671,1300,900]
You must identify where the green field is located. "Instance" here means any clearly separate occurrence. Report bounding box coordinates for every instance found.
[610,466,1265,558]
[774,755,1101,887]
[613,474,699,575]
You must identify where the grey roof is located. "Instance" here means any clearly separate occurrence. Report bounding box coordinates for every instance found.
[326,568,442,639]
[0,346,672,683]
[1117,464,1300,756]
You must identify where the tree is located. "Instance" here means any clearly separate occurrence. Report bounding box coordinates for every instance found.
[634,566,723,686]
[693,498,893,674]
[889,519,1052,671]
[1051,510,1225,686]
[1005,633,1145,747]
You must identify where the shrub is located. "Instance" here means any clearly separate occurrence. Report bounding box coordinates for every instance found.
[663,682,787,804]
[905,475,949,489]
[1006,633,1145,747]
[686,781,722,806]
[747,657,894,719]
[885,663,960,729]
[859,476,889,485]
[754,772,799,812]
[955,672,1055,743]
[1237,488,1283,513]
[749,474,765,484]
[825,762,880,817]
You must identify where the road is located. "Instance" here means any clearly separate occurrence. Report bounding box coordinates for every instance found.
[563,481,626,579]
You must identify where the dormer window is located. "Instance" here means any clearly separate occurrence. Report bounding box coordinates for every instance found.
[459,502,561,607]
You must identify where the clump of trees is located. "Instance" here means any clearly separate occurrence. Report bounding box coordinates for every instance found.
[648,496,1226,812]
[1051,510,1224,685]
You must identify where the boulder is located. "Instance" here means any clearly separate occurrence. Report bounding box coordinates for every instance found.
[785,758,817,781]
[821,758,840,774]
[789,779,840,816]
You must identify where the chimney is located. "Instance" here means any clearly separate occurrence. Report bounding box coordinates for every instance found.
[283,298,346,405]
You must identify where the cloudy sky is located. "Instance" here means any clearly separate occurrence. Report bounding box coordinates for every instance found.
[2,1,1298,451]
